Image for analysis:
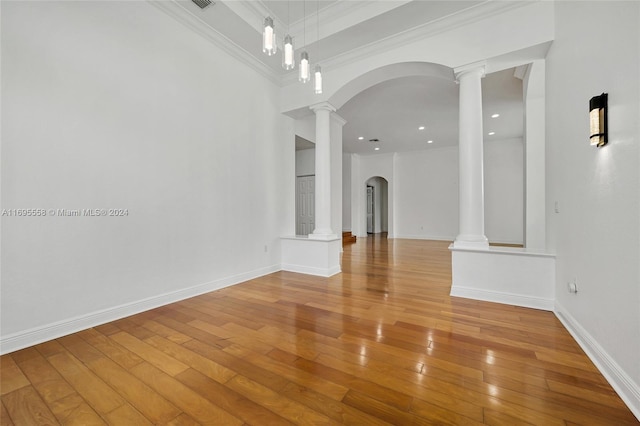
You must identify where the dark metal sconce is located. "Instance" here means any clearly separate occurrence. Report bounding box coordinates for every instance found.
[589,93,608,147]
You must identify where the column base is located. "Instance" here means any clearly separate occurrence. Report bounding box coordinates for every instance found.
[281,236,341,277]
[449,244,555,311]
[453,234,489,249]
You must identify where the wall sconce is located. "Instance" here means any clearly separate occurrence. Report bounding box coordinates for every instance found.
[589,93,608,147]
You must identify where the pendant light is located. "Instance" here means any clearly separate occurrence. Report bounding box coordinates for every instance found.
[299,0,311,83]
[282,2,295,70]
[283,35,295,70]
[299,52,310,83]
[314,0,322,94]
[262,16,276,56]
[314,65,322,94]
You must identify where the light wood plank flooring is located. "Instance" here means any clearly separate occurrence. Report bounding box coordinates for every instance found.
[2,237,638,425]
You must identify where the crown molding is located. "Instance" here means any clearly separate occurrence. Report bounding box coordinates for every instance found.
[279,0,536,89]
[224,1,279,35]
[288,0,413,47]
[322,0,537,73]
[148,0,282,86]
[224,0,412,49]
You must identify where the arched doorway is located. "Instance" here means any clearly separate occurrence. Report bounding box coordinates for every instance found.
[365,176,389,236]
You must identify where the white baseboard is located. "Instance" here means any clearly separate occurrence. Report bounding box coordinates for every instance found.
[393,234,454,241]
[450,286,554,311]
[281,263,341,277]
[555,302,640,421]
[488,239,524,245]
[0,264,281,355]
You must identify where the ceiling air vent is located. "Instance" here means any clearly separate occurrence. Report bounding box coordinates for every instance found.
[368,138,380,143]
[192,0,213,10]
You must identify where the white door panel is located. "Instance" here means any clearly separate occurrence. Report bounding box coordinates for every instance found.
[296,176,315,235]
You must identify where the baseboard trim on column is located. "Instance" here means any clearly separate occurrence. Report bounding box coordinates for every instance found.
[450,286,554,311]
[280,236,342,279]
[281,263,341,277]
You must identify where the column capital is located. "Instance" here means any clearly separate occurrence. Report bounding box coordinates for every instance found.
[309,101,336,113]
[454,61,486,82]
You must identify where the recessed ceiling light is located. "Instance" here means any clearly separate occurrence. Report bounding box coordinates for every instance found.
[427,140,433,144]
[374,147,380,151]
[358,136,364,140]
[418,126,425,130]
[491,114,500,118]
[488,132,495,136]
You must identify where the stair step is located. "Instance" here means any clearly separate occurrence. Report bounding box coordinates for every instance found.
[342,231,356,245]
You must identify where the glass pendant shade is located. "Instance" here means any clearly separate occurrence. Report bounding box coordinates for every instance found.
[299,51,310,83]
[314,65,322,94]
[262,17,276,56]
[282,35,295,70]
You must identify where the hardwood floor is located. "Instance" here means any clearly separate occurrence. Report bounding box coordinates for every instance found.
[2,236,638,425]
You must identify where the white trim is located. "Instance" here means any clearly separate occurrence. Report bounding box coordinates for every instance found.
[224,0,277,35]
[280,235,340,242]
[0,264,281,355]
[450,244,555,259]
[555,302,640,421]
[147,0,281,85]
[281,1,537,87]
[225,0,413,50]
[393,234,454,242]
[289,0,413,48]
[450,286,554,311]
[319,1,534,73]
[281,263,341,277]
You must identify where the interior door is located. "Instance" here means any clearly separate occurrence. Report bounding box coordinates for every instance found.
[296,175,315,235]
[366,185,374,234]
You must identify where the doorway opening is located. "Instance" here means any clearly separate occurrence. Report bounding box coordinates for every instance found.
[365,176,388,236]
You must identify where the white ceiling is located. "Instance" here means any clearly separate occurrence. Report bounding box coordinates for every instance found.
[176,0,525,154]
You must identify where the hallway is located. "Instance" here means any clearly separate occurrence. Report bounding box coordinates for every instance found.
[1,237,637,425]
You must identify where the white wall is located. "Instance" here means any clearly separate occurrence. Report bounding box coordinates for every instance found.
[523,60,547,249]
[330,115,344,238]
[381,179,388,233]
[546,1,640,417]
[1,2,291,349]
[485,138,524,244]
[342,154,352,231]
[394,148,459,240]
[294,115,316,143]
[296,148,315,176]
[392,143,523,243]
